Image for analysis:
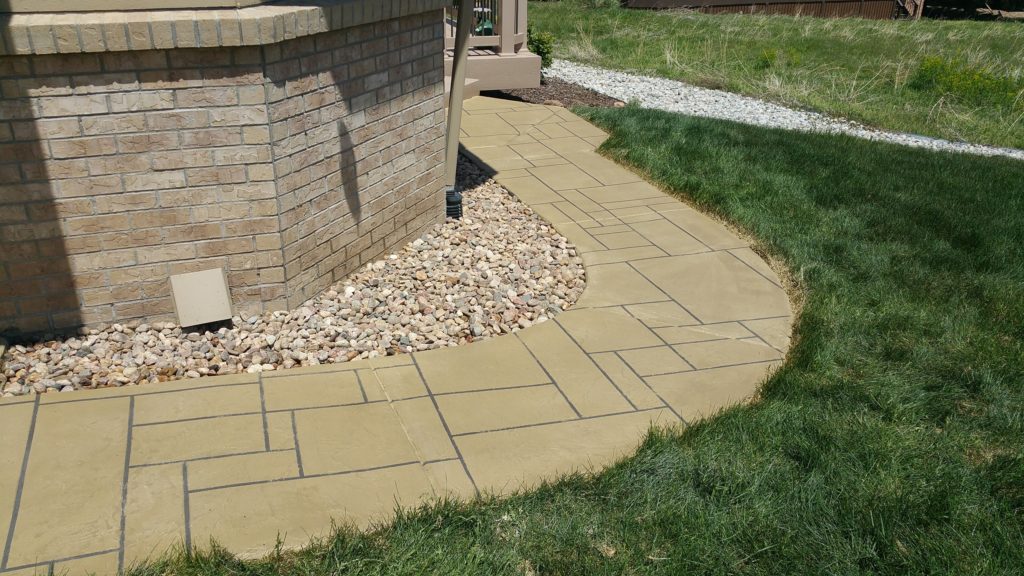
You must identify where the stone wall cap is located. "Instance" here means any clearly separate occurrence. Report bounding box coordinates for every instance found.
[0,0,449,56]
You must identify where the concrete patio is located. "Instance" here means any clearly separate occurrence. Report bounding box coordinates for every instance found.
[0,97,792,576]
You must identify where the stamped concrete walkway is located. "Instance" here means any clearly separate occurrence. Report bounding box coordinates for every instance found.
[0,97,791,576]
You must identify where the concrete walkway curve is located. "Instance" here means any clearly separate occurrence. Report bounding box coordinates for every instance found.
[0,97,792,576]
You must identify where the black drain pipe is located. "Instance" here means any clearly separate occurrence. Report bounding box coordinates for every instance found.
[446,186,463,219]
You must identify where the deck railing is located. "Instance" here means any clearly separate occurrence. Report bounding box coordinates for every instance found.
[444,0,527,55]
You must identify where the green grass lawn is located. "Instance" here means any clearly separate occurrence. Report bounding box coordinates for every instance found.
[134,113,1024,574]
[530,3,1024,149]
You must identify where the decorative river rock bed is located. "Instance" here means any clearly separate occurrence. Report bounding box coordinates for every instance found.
[0,157,586,397]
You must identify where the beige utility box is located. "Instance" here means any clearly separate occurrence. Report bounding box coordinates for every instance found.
[170,269,233,328]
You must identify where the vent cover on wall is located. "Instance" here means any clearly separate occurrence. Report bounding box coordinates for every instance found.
[169,268,233,328]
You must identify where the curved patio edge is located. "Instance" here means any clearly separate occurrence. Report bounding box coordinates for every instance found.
[0,97,792,573]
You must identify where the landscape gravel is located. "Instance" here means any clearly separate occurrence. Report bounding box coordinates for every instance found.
[547,59,1024,162]
[0,157,586,397]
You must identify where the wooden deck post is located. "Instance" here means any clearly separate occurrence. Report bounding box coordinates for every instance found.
[499,0,516,55]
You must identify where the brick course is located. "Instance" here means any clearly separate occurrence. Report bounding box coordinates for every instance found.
[0,9,445,333]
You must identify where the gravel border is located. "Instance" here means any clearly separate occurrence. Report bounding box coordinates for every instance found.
[547,59,1024,162]
[0,157,585,397]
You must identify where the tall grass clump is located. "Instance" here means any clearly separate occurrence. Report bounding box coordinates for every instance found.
[910,55,1024,110]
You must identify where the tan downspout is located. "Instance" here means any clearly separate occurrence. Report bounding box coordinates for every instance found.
[443,0,474,217]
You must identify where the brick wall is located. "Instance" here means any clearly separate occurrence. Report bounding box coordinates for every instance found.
[265,15,446,307]
[0,10,446,334]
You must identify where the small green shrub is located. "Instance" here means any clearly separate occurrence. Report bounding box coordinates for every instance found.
[528,28,556,68]
[910,56,1023,109]
[755,47,802,71]
[755,48,778,70]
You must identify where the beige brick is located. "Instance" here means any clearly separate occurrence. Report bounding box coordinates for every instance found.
[124,170,187,192]
[70,248,136,272]
[242,125,270,144]
[67,236,106,256]
[126,16,154,51]
[247,163,275,181]
[117,132,180,153]
[209,106,268,126]
[177,87,240,108]
[81,283,144,306]
[15,118,80,139]
[131,207,191,228]
[3,20,32,55]
[251,199,278,217]
[186,165,247,186]
[181,128,242,148]
[197,17,220,48]
[109,263,166,284]
[197,237,254,257]
[80,306,116,325]
[238,85,265,105]
[0,141,42,163]
[260,266,286,283]
[109,91,174,113]
[57,175,123,198]
[102,18,130,51]
[64,213,131,236]
[102,50,167,72]
[255,233,282,250]
[168,259,227,275]
[35,95,108,117]
[12,156,50,179]
[163,222,223,243]
[70,72,140,96]
[146,109,209,130]
[203,68,264,88]
[94,192,159,213]
[38,198,93,219]
[151,149,213,170]
[114,297,173,319]
[218,12,243,46]
[101,228,163,250]
[81,113,146,135]
[27,22,57,55]
[72,271,108,290]
[52,18,82,54]
[89,153,151,175]
[141,278,171,298]
[136,243,197,264]
[49,136,117,158]
[173,16,199,48]
[224,218,276,236]
[78,23,106,53]
[238,13,260,44]
[150,18,175,49]
[214,146,270,165]
[161,187,217,206]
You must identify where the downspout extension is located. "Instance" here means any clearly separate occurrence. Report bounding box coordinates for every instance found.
[443,0,474,219]
[445,186,463,219]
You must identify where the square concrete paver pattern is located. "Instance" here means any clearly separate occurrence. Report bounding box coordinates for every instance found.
[0,97,791,575]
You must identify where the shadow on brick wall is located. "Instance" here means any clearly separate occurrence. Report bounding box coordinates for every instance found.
[264,66,360,218]
[261,31,378,305]
[0,53,83,338]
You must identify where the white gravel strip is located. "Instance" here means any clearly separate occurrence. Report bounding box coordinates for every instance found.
[548,59,1024,162]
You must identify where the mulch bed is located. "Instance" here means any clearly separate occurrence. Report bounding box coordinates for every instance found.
[483,76,623,109]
